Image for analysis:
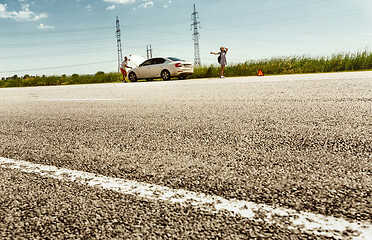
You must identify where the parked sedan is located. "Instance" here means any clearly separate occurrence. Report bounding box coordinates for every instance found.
[127,57,193,82]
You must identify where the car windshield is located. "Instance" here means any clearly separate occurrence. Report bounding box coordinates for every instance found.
[140,60,152,67]
[167,57,185,62]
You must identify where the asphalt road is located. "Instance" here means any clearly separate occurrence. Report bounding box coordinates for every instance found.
[0,72,371,239]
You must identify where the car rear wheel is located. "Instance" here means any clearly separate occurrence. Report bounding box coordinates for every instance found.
[128,72,138,82]
[161,70,171,81]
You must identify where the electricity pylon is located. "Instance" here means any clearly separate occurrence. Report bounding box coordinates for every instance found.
[191,4,201,66]
[116,16,123,72]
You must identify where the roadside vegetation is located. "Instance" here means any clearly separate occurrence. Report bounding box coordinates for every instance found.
[193,50,372,78]
[0,71,119,88]
[1,50,371,88]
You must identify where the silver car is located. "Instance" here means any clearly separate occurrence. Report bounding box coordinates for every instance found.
[127,57,193,82]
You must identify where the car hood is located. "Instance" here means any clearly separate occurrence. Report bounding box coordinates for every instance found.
[128,55,146,68]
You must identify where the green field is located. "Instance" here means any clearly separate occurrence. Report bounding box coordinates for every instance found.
[1,50,371,88]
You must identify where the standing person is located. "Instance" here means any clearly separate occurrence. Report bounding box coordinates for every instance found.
[120,56,132,82]
[210,47,228,78]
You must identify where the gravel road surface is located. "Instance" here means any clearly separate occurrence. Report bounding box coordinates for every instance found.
[1,72,371,239]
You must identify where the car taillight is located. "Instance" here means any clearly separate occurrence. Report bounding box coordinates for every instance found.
[175,63,182,67]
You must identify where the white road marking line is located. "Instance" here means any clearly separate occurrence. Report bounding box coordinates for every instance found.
[38,99,126,101]
[1,157,371,239]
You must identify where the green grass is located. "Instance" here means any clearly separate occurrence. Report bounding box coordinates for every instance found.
[0,72,121,88]
[193,50,372,78]
[1,50,371,88]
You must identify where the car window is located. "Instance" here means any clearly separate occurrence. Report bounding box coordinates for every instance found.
[140,60,152,67]
[167,57,184,62]
[151,58,166,65]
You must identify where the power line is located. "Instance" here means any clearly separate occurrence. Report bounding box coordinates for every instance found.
[200,0,330,22]
[201,7,370,34]
[0,30,189,49]
[0,38,114,49]
[0,47,116,60]
[0,60,116,74]
[1,4,366,50]
[0,26,113,36]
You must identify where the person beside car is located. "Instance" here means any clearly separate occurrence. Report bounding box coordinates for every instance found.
[210,47,228,78]
[120,56,132,82]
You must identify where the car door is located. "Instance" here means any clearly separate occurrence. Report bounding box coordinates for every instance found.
[148,58,166,78]
[136,59,152,79]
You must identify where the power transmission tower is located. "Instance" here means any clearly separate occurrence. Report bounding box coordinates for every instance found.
[116,16,123,72]
[191,4,201,66]
[146,45,153,59]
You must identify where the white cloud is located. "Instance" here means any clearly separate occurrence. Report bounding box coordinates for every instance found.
[166,1,172,8]
[36,23,55,29]
[0,3,47,22]
[104,0,157,11]
[103,0,137,4]
[107,5,116,10]
[104,0,155,9]
[163,0,173,9]
[139,1,153,8]
[21,3,30,9]
[86,4,92,11]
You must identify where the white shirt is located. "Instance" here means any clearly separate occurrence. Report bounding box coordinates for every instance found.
[121,60,128,70]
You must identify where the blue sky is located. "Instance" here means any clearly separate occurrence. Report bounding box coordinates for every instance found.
[0,0,371,78]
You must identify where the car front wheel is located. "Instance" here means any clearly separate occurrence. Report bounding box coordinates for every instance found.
[128,72,138,82]
[161,70,171,81]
